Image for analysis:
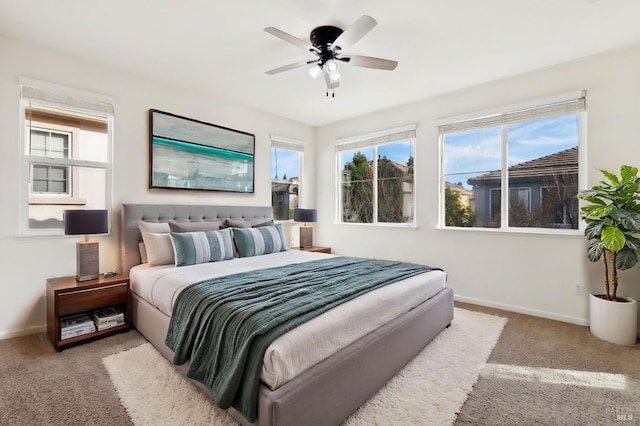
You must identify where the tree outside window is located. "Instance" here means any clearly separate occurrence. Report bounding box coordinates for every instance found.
[338,128,415,225]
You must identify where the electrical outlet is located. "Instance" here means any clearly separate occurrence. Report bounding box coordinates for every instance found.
[574,284,583,295]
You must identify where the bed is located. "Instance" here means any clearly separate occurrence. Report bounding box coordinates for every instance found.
[120,203,454,426]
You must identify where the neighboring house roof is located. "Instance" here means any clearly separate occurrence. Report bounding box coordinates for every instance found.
[445,181,473,197]
[367,159,410,175]
[468,147,578,185]
[386,159,410,175]
[271,180,298,194]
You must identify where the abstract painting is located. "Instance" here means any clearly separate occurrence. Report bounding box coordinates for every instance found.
[149,109,255,193]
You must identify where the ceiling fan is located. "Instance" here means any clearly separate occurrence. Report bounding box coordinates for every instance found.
[264,15,398,96]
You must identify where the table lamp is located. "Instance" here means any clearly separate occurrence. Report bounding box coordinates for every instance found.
[64,209,108,281]
[293,208,317,248]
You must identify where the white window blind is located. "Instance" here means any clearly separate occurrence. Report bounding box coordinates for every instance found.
[271,137,304,152]
[20,82,115,117]
[438,93,586,134]
[336,126,416,152]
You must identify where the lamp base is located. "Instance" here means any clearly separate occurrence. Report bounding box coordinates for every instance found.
[299,226,314,248]
[76,241,99,282]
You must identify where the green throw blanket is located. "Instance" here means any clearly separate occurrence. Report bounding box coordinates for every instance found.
[165,256,439,422]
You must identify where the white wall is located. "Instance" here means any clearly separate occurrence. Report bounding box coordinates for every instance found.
[314,44,640,329]
[3,35,640,340]
[0,37,315,338]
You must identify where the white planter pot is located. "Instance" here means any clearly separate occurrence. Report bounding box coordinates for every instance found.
[589,293,638,346]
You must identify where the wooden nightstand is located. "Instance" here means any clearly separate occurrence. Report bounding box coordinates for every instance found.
[46,274,131,351]
[292,246,331,254]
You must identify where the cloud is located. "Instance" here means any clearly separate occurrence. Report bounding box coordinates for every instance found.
[443,128,502,175]
[444,114,579,175]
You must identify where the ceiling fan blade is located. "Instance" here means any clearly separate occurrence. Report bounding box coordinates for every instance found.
[265,60,313,75]
[323,69,340,90]
[265,27,317,52]
[345,55,398,71]
[331,15,377,52]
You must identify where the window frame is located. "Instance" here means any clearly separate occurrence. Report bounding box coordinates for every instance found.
[438,91,586,235]
[270,135,304,222]
[335,124,417,227]
[31,164,70,195]
[29,128,71,158]
[19,77,115,237]
[29,128,73,196]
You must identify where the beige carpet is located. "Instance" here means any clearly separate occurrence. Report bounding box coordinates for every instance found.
[0,331,146,426]
[455,303,640,425]
[103,308,507,425]
[2,302,637,425]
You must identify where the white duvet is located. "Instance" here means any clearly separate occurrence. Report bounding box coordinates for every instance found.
[130,250,446,390]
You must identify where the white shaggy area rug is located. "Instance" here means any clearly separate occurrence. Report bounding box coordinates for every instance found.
[103,308,506,426]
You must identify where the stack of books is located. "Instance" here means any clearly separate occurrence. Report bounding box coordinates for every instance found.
[91,306,125,331]
[59,313,96,340]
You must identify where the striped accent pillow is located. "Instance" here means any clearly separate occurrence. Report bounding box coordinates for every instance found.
[169,229,234,267]
[232,224,287,257]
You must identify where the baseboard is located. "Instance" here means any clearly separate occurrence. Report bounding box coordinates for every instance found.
[0,324,47,340]
[454,294,590,327]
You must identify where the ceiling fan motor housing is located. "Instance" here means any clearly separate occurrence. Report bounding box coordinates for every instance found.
[310,25,343,62]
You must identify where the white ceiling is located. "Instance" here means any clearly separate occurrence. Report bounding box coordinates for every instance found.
[1,0,640,127]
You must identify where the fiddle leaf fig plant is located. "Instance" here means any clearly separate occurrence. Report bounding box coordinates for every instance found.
[578,165,640,301]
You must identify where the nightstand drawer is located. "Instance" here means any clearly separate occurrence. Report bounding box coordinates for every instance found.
[58,282,128,316]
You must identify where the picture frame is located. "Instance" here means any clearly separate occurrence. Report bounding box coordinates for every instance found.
[149,109,255,193]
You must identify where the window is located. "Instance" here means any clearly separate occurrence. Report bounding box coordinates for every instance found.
[20,79,114,235]
[30,129,71,194]
[271,136,303,220]
[32,165,68,194]
[440,92,585,231]
[337,126,416,225]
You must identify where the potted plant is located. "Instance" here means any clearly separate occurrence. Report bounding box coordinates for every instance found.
[578,165,639,345]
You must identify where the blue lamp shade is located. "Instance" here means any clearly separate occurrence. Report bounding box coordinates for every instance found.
[293,208,317,223]
[64,209,108,282]
[294,208,317,248]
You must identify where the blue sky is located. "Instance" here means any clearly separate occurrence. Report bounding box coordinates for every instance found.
[444,114,579,188]
[271,148,299,180]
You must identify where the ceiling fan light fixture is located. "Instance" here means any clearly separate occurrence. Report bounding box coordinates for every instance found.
[309,65,323,79]
[328,70,341,83]
[325,59,339,72]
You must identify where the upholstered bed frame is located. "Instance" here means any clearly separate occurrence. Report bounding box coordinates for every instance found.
[120,203,454,426]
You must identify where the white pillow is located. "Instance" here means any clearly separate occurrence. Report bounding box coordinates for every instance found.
[138,242,148,264]
[139,221,171,234]
[138,221,173,266]
[141,232,174,266]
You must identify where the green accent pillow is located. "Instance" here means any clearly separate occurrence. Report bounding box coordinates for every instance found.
[169,229,234,267]
[232,224,287,257]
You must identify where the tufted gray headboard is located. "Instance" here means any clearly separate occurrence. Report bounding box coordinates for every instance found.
[120,203,273,275]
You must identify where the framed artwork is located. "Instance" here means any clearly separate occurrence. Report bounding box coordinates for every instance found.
[149,109,255,193]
